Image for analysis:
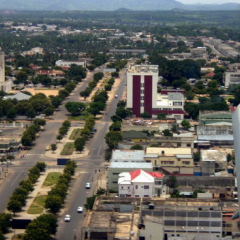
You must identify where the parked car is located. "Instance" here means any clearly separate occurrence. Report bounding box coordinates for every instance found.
[85,182,91,189]
[115,94,118,98]
[64,215,71,222]
[77,206,83,213]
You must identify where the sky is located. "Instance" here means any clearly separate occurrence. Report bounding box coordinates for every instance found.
[178,0,240,4]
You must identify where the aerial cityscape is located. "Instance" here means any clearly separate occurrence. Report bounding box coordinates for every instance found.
[0,1,240,240]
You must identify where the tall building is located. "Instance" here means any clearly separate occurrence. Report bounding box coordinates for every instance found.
[232,104,240,219]
[0,50,5,84]
[126,64,184,119]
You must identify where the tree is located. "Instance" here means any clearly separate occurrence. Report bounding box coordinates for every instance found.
[105,131,122,149]
[35,214,58,235]
[162,129,173,136]
[21,134,33,147]
[7,199,22,214]
[65,102,85,116]
[157,113,167,120]
[109,122,121,131]
[15,71,28,84]
[193,151,201,162]
[26,107,37,119]
[19,180,34,192]
[51,143,57,153]
[96,188,106,195]
[186,91,195,100]
[0,231,5,240]
[0,213,12,234]
[140,112,151,119]
[168,176,178,189]
[116,107,129,119]
[51,96,62,108]
[181,120,191,129]
[56,134,63,142]
[74,138,85,152]
[33,119,46,126]
[6,108,17,119]
[111,115,122,122]
[45,195,62,214]
[130,144,143,150]
[89,102,105,116]
[84,195,97,210]
[43,107,54,116]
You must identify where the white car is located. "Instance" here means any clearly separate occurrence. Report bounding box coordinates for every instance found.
[64,214,71,222]
[85,182,91,189]
[77,206,83,213]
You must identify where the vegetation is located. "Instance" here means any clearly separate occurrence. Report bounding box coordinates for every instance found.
[42,172,62,187]
[60,142,75,155]
[7,162,46,214]
[69,128,82,140]
[27,195,47,214]
[45,161,76,214]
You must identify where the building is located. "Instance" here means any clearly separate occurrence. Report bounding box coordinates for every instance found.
[201,150,227,176]
[199,111,232,125]
[108,150,153,192]
[118,169,165,197]
[122,130,148,143]
[224,69,240,88]
[126,64,184,119]
[109,49,146,55]
[140,199,222,240]
[0,49,11,93]
[232,104,240,219]
[0,138,21,156]
[55,59,86,68]
[145,147,194,175]
[3,92,31,101]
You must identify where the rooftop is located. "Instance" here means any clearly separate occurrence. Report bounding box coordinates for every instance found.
[111,149,145,161]
[128,64,158,74]
[201,149,227,162]
[167,92,184,101]
[146,147,192,156]
[109,162,152,169]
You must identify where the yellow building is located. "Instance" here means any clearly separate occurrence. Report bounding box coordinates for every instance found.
[144,147,194,175]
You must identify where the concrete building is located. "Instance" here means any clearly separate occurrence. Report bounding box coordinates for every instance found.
[201,150,227,176]
[108,150,153,192]
[232,104,240,219]
[126,64,184,119]
[199,111,232,126]
[109,49,146,55]
[145,147,194,175]
[140,199,222,240]
[118,169,165,197]
[224,69,240,88]
[55,59,86,68]
[0,49,11,93]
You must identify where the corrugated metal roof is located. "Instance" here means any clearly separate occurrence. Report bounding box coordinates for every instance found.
[176,154,192,159]
[198,135,233,141]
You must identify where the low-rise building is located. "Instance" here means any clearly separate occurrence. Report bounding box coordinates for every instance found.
[201,150,227,176]
[55,59,86,68]
[108,150,152,192]
[3,92,31,101]
[122,130,148,143]
[145,147,194,175]
[118,169,165,197]
[224,69,240,88]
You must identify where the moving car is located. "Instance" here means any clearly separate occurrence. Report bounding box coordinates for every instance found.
[85,182,91,189]
[115,94,118,98]
[77,206,83,213]
[64,214,71,222]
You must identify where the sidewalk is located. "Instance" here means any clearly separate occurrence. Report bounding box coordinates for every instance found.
[44,127,90,159]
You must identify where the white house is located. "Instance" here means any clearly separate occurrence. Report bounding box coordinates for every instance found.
[118,169,165,198]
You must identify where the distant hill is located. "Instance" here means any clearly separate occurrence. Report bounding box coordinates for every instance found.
[0,0,184,11]
[184,3,240,11]
[0,0,239,11]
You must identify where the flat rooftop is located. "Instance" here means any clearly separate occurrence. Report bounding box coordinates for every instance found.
[109,162,152,169]
[112,149,145,161]
[128,64,158,74]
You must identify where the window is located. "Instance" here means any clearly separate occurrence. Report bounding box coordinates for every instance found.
[183,161,190,165]
[135,185,138,189]
[112,173,119,175]
[177,143,181,147]
[112,181,117,183]
[141,96,144,100]
[128,187,130,189]
[121,186,123,189]
[187,143,191,147]
[144,185,149,189]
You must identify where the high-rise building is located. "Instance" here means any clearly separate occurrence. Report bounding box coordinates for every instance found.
[0,50,5,84]
[232,105,240,219]
[126,64,184,119]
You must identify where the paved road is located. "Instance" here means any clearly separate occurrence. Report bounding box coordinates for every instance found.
[55,69,127,240]
[0,66,105,213]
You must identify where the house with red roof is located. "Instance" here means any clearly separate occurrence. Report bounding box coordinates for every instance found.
[118,169,166,197]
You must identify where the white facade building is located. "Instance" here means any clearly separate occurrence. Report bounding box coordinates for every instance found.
[224,69,240,88]
[0,49,11,93]
[126,64,184,119]
[55,60,86,68]
[118,169,165,197]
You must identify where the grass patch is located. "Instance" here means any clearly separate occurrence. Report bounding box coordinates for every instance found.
[43,172,62,187]
[68,115,85,120]
[61,142,75,155]
[69,128,82,140]
[27,195,47,214]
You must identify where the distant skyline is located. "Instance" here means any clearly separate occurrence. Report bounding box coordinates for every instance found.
[178,0,240,4]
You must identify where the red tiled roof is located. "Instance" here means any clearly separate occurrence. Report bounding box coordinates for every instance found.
[130,169,164,181]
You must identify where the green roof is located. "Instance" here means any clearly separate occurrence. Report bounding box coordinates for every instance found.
[122,130,148,139]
